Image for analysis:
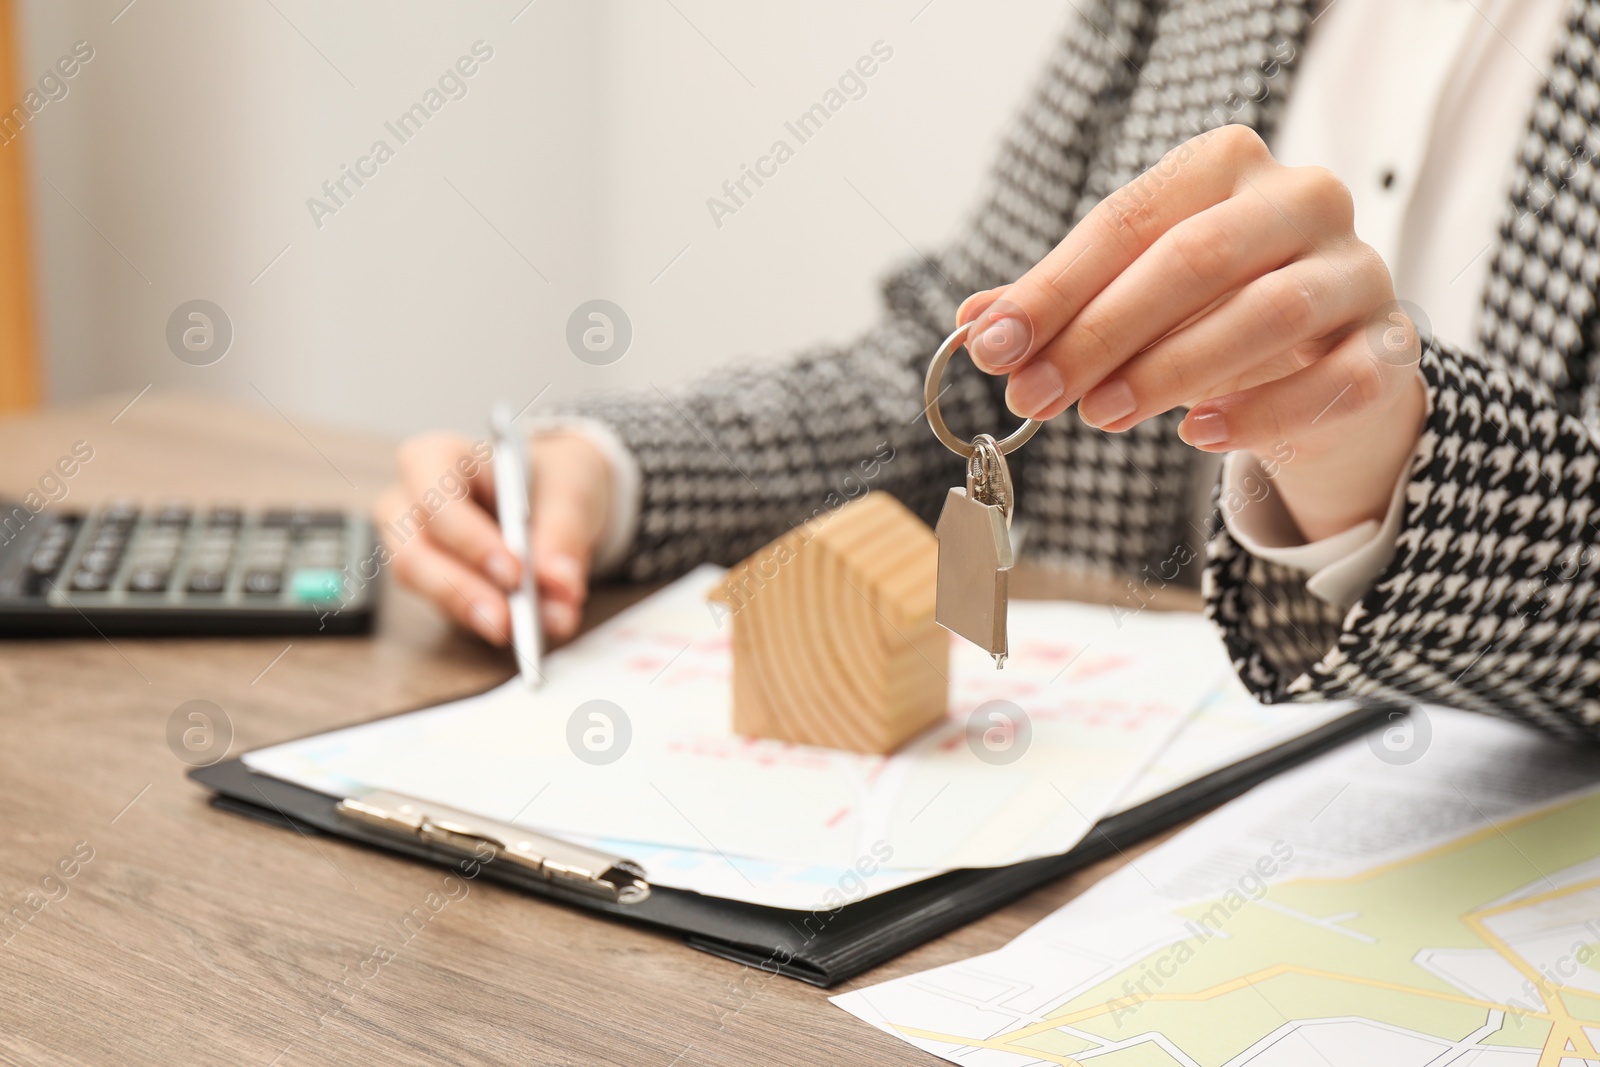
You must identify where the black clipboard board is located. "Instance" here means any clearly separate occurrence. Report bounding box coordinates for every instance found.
[190,698,1399,987]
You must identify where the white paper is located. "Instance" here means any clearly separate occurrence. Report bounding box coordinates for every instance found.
[833,706,1600,1064]
[1110,674,1355,811]
[246,566,1228,890]
[542,681,1360,909]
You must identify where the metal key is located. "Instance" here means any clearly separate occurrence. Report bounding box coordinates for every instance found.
[923,319,1043,670]
[935,434,1015,666]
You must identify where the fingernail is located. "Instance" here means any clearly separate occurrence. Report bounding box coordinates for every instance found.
[1006,360,1067,418]
[542,600,579,637]
[542,553,584,595]
[1079,379,1136,428]
[486,551,519,589]
[1180,411,1229,449]
[471,603,505,644]
[956,288,995,324]
[972,315,1029,368]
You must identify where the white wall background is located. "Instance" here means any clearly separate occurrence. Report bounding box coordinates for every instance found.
[19,0,1068,440]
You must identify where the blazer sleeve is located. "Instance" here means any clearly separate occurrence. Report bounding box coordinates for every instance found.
[557,1,1151,582]
[1205,337,1600,737]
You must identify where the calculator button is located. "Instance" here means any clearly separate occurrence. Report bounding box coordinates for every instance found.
[186,571,226,594]
[290,569,343,602]
[132,536,180,558]
[208,506,243,527]
[69,569,108,592]
[298,547,342,568]
[29,547,64,574]
[38,524,74,549]
[79,549,118,573]
[102,501,140,524]
[155,504,191,527]
[127,569,169,593]
[242,570,282,595]
[36,540,72,563]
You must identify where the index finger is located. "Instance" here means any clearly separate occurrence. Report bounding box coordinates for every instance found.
[395,434,519,589]
[969,125,1273,371]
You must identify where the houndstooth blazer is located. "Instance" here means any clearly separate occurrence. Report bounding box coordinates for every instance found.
[567,0,1600,736]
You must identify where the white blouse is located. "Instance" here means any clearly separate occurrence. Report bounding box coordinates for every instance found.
[1220,0,1568,608]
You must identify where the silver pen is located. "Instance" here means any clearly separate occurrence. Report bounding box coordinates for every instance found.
[491,403,542,687]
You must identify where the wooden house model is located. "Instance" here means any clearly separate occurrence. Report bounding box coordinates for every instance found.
[709,491,950,755]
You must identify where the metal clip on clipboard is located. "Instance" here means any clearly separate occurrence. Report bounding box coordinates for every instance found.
[336,790,651,904]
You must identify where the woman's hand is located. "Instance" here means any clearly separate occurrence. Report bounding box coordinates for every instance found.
[374,430,611,645]
[959,124,1428,543]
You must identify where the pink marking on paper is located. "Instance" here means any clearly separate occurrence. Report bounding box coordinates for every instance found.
[1067,653,1134,682]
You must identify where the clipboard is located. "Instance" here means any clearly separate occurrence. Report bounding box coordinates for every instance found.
[190,697,1397,987]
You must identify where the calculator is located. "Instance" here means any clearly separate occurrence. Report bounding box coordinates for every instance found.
[0,500,380,637]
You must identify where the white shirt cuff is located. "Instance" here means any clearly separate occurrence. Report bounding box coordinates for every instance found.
[1219,448,1413,611]
[523,416,641,579]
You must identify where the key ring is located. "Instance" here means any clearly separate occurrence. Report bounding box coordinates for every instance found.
[924,319,1043,458]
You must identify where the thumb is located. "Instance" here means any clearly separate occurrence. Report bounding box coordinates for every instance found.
[529,480,598,640]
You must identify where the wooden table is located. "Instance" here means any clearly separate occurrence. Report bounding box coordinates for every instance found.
[0,392,1201,1066]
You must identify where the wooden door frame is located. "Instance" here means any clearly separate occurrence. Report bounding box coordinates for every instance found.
[0,0,38,413]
